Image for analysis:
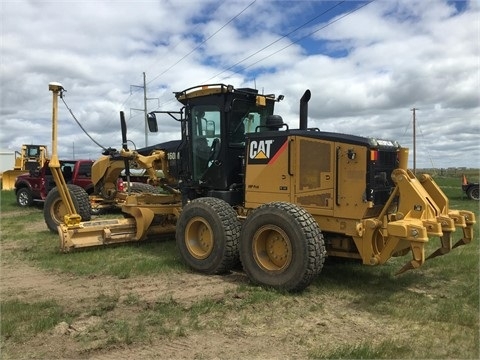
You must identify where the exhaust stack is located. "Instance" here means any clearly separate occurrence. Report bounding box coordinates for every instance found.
[299,89,311,130]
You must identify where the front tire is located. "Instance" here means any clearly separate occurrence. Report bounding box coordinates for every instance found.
[44,184,91,232]
[16,188,33,207]
[176,197,240,274]
[240,202,326,292]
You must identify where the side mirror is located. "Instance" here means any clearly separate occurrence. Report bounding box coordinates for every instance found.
[147,113,158,132]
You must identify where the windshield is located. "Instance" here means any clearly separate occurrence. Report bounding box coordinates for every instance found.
[228,99,275,146]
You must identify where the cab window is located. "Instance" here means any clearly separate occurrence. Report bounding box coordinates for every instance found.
[191,106,221,180]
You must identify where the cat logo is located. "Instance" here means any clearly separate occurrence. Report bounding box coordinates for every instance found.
[249,140,274,160]
[247,136,287,165]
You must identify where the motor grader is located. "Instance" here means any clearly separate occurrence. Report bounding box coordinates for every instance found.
[1,144,49,190]
[85,137,181,215]
[47,82,475,292]
[42,126,180,228]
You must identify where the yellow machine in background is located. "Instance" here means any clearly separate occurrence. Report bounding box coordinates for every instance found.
[1,144,49,190]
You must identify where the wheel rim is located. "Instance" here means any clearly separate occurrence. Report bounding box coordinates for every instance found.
[50,198,67,225]
[185,216,214,259]
[18,191,29,206]
[252,225,292,272]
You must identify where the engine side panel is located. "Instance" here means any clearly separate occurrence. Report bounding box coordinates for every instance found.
[244,135,292,206]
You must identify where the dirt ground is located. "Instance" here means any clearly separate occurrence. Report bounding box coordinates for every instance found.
[1,216,471,360]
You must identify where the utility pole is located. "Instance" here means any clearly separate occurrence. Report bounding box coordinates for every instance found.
[130,73,160,147]
[130,72,148,147]
[411,108,418,175]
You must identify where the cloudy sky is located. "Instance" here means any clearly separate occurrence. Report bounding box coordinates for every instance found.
[1,0,478,169]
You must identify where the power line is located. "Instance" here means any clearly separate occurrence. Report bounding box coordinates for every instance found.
[146,0,257,86]
[150,1,351,108]
[143,1,372,112]
[60,93,107,151]
[109,5,230,126]
[142,1,226,77]
[205,1,346,82]
[222,0,375,79]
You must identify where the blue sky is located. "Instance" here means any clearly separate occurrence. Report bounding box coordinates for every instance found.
[1,0,478,169]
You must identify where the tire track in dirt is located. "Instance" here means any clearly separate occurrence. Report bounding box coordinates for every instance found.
[1,261,247,306]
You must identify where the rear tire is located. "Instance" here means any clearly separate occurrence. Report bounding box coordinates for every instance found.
[240,202,326,292]
[176,197,240,274]
[16,188,33,207]
[44,184,91,232]
[467,186,479,201]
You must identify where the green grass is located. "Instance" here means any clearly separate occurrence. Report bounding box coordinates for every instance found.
[1,299,74,342]
[310,340,412,359]
[20,239,186,278]
[89,292,120,316]
[1,174,479,359]
[0,189,21,212]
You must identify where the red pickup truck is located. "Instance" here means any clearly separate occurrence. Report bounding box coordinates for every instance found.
[14,159,94,207]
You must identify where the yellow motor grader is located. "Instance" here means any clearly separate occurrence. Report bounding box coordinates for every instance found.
[1,144,49,190]
[47,82,475,291]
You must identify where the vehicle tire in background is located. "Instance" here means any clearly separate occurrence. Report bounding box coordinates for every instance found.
[16,188,33,207]
[467,186,479,201]
[44,184,91,232]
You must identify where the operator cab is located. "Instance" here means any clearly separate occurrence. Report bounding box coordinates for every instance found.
[187,96,270,182]
[176,84,279,204]
[146,84,281,205]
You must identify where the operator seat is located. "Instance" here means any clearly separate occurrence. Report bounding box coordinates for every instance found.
[195,137,210,159]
